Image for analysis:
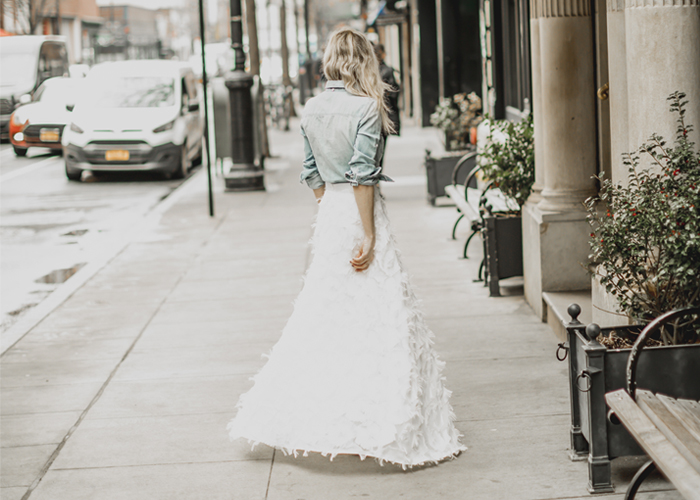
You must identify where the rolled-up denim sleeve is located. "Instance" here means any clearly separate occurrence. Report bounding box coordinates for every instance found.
[345,101,391,186]
[299,126,325,189]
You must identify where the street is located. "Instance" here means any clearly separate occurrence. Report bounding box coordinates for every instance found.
[0,142,197,338]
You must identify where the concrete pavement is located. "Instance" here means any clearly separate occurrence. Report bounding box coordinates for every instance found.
[0,122,680,500]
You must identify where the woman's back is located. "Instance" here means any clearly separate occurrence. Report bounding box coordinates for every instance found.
[301,80,387,187]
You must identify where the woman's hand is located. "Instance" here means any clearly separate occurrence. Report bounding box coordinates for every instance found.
[351,234,375,272]
[351,184,376,272]
[313,185,326,204]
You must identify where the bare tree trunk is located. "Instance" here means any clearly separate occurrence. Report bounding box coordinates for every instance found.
[280,0,290,86]
[244,0,268,156]
[279,0,296,117]
[28,0,50,34]
[280,0,299,116]
[29,0,36,33]
[54,0,59,34]
[244,0,260,77]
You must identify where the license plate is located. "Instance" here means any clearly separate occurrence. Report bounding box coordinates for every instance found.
[105,150,130,161]
[39,129,60,142]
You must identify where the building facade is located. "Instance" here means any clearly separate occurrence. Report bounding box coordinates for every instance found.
[1,0,102,64]
[523,0,700,324]
[377,0,699,325]
[96,5,160,62]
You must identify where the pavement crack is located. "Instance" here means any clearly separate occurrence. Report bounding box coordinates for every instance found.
[265,448,276,500]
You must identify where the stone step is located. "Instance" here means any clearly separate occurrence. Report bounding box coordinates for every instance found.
[543,290,592,341]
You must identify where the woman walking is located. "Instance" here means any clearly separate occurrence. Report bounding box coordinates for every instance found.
[227,27,465,468]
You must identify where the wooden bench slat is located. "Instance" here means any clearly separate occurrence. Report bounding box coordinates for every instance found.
[677,399,700,422]
[637,390,700,472]
[444,184,517,219]
[658,394,700,444]
[606,389,700,500]
[444,185,480,223]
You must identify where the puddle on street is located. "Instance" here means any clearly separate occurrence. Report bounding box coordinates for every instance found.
[62,229,88,237]
[35,263,87,284]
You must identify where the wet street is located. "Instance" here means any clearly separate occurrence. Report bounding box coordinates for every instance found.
[0,142,197,338]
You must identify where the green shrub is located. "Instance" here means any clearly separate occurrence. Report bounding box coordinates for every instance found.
[478,113,535,209]
[586,92,700,343]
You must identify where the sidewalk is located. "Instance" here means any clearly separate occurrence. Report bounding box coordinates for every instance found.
[0,122,679,500]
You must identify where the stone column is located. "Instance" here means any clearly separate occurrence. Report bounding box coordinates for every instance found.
[626,0,700,156]
[606,0,628,185]
[522,0,599,319]
[537,0,598,212]
[529,0,545,202]
[591,0,628,327]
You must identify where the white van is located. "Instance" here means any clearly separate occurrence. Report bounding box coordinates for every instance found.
[62,60,203,181]
[0,36,69,139]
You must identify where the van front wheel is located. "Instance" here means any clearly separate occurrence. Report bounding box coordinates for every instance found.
[65,163,82,181]
[166,144,188,180]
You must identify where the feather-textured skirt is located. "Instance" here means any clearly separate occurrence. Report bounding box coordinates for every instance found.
[226,182,466,468]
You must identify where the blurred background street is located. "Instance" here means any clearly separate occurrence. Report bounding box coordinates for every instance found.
[0,142,194,334]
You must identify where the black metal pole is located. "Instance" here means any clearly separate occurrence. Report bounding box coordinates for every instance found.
[224,0,264,191]
[198,0,215,216]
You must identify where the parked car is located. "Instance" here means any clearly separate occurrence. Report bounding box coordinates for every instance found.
[62,60,203,181]
[9,77,82,156]
[0,35,69,140]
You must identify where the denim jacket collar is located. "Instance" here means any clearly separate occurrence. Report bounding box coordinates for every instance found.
[325,80,345,90]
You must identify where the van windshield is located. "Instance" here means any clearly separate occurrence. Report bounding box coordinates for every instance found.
[0,53,38,87]
[85,76,175,108]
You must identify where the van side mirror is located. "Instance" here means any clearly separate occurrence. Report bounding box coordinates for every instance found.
[19,94,31,105]
[188,102,199,112]
[66,103,75,112]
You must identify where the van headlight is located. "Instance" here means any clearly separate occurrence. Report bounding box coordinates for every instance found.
[70,122,84,134]
[153,120,175,133]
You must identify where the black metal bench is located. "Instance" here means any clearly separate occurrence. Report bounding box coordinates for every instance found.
[444,151,515,259]
[606,307,700,500]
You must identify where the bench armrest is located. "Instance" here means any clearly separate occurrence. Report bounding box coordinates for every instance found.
[627,306,700,398]
[451,152,479,187]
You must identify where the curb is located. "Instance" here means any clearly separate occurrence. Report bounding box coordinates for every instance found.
[0,166,211,356]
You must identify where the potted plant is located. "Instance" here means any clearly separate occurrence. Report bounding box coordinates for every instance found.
[475,113,534,295]
[424,92,483,205]
[430,92,483,151]
[560,91,700,493]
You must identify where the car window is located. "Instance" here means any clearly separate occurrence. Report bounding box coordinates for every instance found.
[83,76,176,108]
[38,43,67,85]
[181,77,189,108]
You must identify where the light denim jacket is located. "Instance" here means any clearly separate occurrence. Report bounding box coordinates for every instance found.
[299,80,393,189]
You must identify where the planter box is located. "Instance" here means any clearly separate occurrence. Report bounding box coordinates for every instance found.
[563,306,700,493]
[484,214,523,296]
[424,149,474,205]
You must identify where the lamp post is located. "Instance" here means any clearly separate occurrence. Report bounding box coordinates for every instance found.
[224,0,265,191]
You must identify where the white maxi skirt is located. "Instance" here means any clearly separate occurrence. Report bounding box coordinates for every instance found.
[227,182,466,468]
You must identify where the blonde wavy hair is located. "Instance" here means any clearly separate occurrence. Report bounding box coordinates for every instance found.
[322,27,395,136]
